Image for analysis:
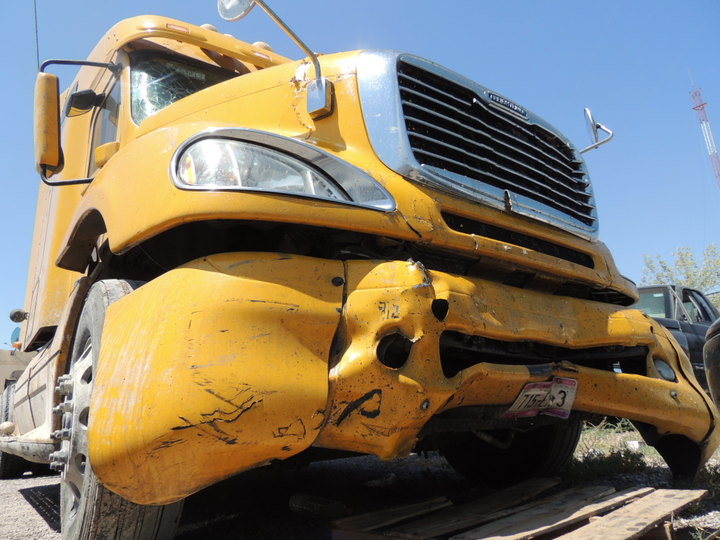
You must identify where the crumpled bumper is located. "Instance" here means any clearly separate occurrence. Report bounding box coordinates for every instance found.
[316,260,719,462]
[89,253,720,505]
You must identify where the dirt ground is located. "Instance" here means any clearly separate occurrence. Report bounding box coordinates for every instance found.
[1,449,719,539]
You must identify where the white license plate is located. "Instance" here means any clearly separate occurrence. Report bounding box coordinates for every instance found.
[503,377,578,419]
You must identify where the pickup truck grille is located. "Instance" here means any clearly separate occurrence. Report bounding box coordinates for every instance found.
[397,60,595,227]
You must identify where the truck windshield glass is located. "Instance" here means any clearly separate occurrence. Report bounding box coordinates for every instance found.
[131,52,238,124]
[636,289,671,319]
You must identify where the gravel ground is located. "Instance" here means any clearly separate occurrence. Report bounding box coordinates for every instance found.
[1,449,720,539]
[0,472,60,540]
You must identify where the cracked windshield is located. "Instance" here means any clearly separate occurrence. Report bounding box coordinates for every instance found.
[131,52,238,123]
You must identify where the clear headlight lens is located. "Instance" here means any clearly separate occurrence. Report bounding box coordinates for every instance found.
[177,138,350,201]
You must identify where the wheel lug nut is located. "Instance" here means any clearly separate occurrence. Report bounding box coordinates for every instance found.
[50,429,71,441]
[55,375,73,396]
[52,401,73,415]
[49,450,68,463]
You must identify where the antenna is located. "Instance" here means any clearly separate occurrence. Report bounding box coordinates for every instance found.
[690,85,720,191]
[33,0,41,69]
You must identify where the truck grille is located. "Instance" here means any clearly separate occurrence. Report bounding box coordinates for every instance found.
[397,60,595,227]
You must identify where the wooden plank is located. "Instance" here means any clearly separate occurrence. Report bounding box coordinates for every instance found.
[382,477,560,538]
[638,521,675,540]
[556,489,707,540]
[332,497,453,533]
[449,485,617,539]
[448,486,653,540]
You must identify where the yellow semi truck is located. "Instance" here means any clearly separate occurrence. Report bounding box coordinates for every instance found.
[3,1,719,538]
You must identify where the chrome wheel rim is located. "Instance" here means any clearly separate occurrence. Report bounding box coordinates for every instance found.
[60,340,93,527]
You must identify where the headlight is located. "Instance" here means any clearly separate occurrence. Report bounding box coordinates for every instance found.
[173,133,395,211]
[178,139,348,199]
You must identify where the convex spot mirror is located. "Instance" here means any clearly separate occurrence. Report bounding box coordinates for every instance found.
[585,108,599,143]
[218,0,256,21]
[580,107,614,154]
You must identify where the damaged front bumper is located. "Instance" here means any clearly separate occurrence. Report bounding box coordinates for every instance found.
[89,253,720,505]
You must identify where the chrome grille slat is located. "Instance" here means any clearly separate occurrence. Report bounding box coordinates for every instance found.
[398,72,581,179]
[403,104,592,202]
[402,97,583,190]
[397,60,595,227]
[411,143,594,221]
[401,80,578,182]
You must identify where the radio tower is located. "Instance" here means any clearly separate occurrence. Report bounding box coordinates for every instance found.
[690,85,720,191]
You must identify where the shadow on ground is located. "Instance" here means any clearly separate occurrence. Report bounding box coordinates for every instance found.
[176,454,473,540]
[19,478,60,532]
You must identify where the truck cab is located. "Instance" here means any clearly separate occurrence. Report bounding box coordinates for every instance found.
[3,4,719,539]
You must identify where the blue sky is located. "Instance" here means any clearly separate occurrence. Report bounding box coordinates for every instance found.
[1,1,719,346]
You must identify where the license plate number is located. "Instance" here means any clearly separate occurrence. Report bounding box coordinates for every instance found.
[503,377,578,419]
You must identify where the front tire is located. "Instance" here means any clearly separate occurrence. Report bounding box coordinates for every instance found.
[441,422,582,487]
[0,384,27,479]
[59,280,183,539]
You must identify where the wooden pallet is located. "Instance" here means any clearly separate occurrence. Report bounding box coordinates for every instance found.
[332,478,709,540]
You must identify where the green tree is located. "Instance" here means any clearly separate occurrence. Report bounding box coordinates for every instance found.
[641,244,720,306]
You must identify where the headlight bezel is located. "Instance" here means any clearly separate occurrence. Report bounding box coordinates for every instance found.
[170,128,396,212]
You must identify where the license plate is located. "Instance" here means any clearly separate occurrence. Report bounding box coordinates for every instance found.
[503,377,578,419]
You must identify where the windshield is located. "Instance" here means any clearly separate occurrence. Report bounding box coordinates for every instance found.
[635,288,671,319]
[131,52,238,124]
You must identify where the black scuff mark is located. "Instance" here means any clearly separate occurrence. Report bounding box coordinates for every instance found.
[171,389,265,444]
[153,438,185,451]
[173,414,239,445]
[247,299,300,311]
[361,423,401,437]
[394,209,424,240]
[273,418,306,440]
[334,389,382,426]
[228,259,258,268]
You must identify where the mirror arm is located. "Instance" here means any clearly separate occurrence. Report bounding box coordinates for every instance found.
[37,59,120,186]
[41,173,93,187]
[40,59,121,75]
[580,122,614,154]
[252,0,333,118]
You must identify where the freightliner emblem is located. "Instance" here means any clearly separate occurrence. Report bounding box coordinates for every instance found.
[487,92,527,118]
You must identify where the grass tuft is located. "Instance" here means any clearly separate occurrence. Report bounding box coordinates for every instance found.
[564,447,647,483]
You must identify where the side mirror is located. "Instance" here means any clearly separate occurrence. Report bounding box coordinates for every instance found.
[34,72,62,174]
[217,0,256,21]
[580,108,614,154]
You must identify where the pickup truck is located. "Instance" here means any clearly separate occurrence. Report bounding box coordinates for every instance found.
[635,285,720,387]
